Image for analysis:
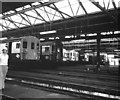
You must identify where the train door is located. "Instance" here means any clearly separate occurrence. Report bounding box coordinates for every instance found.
[21,40,28,60]
[11,41,21,60]
[36,42,40,59]
[56,41,63,62]
[21,37,39,60]
[29,42,36,59]
[41,45,51,60]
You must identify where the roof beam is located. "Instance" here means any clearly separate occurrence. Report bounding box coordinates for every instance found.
[22,12,43,21]
[0,23,10,30]
[89,0,117,23]
[52,4,65,19]
[42,6,51,21]
[68,0,74,16]
[34,9,48,23]
[39,5,62,18]
[3,17,27,26]
[112,0,117,10]
[47,3,74,19]
[5,17,19,29]
[17,12,32,26]
[1,2,55,19]
[78,0,88,15]
[3,18,10,29]
[2,8,119,37]
[107,0,110,10]
[30,5,49,23]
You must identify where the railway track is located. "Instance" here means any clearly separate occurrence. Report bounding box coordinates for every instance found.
[12,66,119,82]
[31,69,119,82]
[58,67,118,75]
[56,64,119,75]
[6,70,120,100]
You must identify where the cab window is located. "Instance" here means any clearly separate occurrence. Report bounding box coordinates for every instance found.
[52,45,55,52]
[37,43,39,50]
[16,43,20,48]
[23,41,27,48]
[31,42,35,49]
[45,47,49,52]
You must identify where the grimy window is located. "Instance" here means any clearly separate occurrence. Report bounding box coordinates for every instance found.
[23,41,27,48]
[16,43,20,48]
[31,42,35,49]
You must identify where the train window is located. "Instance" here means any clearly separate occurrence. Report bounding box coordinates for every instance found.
[45,47,49,52]
[70,53,72,57]
[31,42,35,49]
[23,41,27,48]
[37,43,39,50]
[73,53,76,57]
[5,43,9,48]
[16,43,20,48]
[64,53,68,58]
[42,46,50,53]
[52,45,55,52]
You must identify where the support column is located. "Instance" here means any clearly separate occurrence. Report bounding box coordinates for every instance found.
[118,39,120,74]
[8,42,12,66]
[55,39,63,62]
[96,33,101,71]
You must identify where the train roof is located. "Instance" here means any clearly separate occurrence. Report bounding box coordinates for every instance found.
[0,36,39,43]
[0,38,21,43]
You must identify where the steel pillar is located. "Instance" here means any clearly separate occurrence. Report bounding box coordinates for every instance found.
[118,39,120,74]
[96,32,101,71]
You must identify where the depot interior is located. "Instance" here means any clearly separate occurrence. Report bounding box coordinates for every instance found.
[0,1,120,68]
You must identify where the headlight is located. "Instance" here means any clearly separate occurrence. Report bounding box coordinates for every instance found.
[16,54,20,58]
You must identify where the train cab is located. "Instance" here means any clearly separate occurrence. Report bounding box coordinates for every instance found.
[40,41,63,63]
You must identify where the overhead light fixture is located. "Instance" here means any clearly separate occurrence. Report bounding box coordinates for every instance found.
[65,35,74,38]
[40,38,45,41]
[87,33,97,36]
[55,37,59,39]
[114,31,120,34]
[49,37,54,40]
[65,36,71,38]
[40,30,56,35]
[80,34,85,37]
[0,37,7,40]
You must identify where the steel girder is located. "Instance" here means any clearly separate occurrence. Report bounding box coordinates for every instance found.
[89,0,117,23]
[52,4,65,19]
[1,0,118,33]
[47,3,74,19]
[2,8,119,39]
[77,0,88,15]
[1,2,55,19]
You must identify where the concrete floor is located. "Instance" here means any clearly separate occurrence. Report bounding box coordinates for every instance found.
[1,82,74,99]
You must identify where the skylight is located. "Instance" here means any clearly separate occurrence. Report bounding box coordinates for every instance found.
[0,0,119,32]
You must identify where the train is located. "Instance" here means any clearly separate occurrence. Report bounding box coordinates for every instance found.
[0,36,63,69]
[1,36,117,69]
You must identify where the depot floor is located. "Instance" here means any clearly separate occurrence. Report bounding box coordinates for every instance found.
[0,82,74,99]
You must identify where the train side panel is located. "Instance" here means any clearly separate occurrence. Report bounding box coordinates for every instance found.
[20,36,40,60]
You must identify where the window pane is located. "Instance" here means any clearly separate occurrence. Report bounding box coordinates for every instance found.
[16,43,20,48]
[31,42,35,49]
[45,47,49,52]
[23,41,27,48]
[52,45,55,52]
[37,43,39,50]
